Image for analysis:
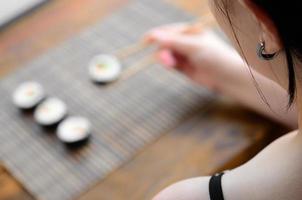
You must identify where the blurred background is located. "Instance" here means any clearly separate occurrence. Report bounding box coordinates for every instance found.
[0,1,286,200]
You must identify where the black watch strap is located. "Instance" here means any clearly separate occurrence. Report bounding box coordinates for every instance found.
[209,172,225,200]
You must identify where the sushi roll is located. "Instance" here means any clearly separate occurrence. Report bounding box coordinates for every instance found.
[34,98,67,127]
[13,81,45,110]
[88,54,122,83]
[57,116,91,145]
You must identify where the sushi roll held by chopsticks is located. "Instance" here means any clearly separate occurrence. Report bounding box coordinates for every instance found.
[88,54,122,84]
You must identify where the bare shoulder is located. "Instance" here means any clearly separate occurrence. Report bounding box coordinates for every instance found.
[223,129,302,200]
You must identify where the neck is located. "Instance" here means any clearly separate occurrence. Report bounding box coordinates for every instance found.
[296,91,302,133]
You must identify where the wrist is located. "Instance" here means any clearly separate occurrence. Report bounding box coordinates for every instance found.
[212,55,248,95]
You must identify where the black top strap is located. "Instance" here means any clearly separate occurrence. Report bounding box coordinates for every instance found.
[209,172,225,200]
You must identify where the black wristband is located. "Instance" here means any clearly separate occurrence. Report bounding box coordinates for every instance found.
[209,172,225,200]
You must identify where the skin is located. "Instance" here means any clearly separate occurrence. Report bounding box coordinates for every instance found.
[144,0,302,199]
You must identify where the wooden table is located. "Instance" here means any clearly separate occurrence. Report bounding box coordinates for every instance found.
[0,1,285,199]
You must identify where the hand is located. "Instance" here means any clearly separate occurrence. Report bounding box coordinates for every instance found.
[144,23,243,92]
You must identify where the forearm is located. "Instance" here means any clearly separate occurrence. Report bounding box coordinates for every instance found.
[216,54,298,129]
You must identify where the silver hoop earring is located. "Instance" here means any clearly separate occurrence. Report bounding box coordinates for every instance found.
[257,42,277,60]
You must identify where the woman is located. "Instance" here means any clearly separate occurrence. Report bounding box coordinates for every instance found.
[145,0,302,199]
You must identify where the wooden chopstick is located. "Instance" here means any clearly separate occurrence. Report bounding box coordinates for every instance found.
[115,42,149,60]
[119,54,156,81]
[183,14,216,35]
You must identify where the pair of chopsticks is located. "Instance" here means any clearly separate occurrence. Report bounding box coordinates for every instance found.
[114,15,216,82]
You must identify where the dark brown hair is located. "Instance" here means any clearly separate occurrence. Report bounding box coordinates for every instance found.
[215,0,301,107]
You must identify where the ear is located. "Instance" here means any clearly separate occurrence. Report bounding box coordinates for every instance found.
[239,0,283,54]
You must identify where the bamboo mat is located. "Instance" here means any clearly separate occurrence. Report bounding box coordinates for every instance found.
[0,0,214,199]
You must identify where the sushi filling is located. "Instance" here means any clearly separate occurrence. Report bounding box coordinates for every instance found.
[88,54,122,83]
[13,82,45,109]
[57,116,91,143]
[34,98,67,126]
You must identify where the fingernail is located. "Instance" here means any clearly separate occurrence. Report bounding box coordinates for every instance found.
[158,50,176,68]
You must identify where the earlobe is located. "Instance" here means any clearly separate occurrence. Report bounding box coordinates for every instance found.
[261,29,282,54]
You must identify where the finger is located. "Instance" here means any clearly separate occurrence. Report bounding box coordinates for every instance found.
[170,52,193,76]
[143,23,190,42]
[150,23,189,33]
[156,49,177,69]
[155,48,191,77]
[156,49,200,85]
[156,49,192,73]
[151,32,196,54]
